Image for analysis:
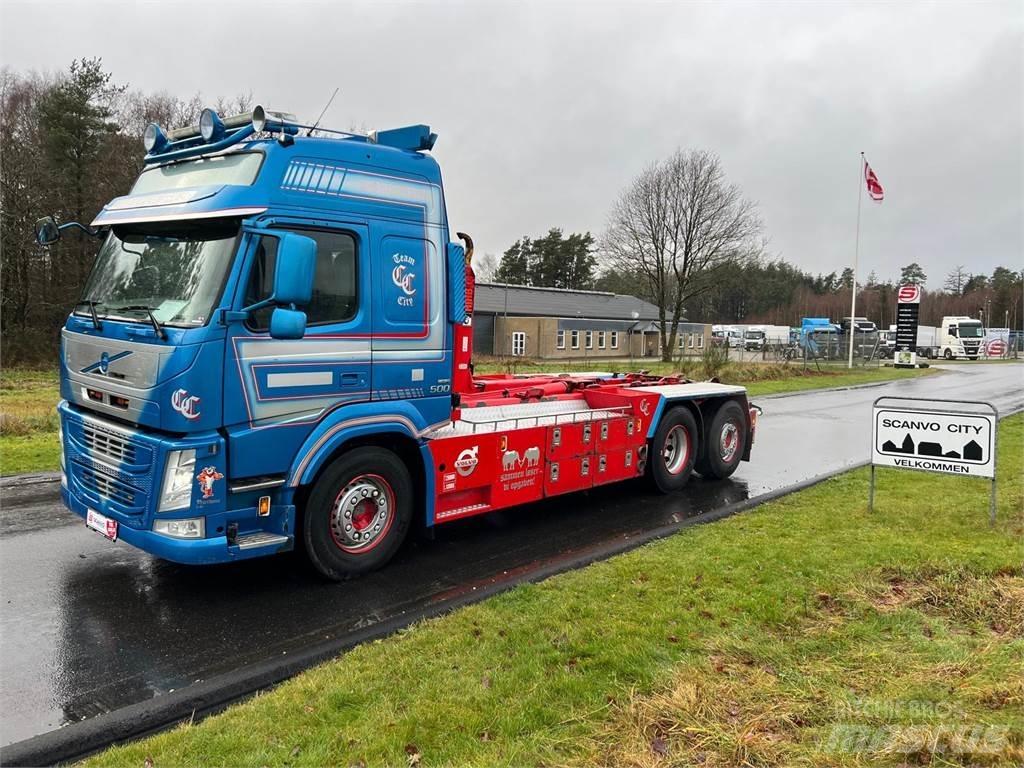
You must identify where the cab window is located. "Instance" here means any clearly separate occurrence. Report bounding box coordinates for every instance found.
[245,228,357,330]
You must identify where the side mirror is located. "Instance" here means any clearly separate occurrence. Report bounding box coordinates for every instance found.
[35,216,61,245]
[273,232,317,306]
[269,307,306,340]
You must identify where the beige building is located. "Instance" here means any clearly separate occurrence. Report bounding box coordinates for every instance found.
[473,283,711,360]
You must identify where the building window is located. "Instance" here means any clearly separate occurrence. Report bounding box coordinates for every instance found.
[688,333,696,348]
[511,331,526,357]
[678,334,686,349]
[697,333,704,348]
[597,331,606,349]
[610,331,619,349]
[571,330,580,349]
[556,329,565,350]
[585,330,593,349]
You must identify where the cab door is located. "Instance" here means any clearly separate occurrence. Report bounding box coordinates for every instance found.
[224,221,372,478]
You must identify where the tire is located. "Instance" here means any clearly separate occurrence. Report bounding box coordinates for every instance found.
[648,406,699,493]
[699,400,746,480]
[943,348,953,360]
[302,447,413,580]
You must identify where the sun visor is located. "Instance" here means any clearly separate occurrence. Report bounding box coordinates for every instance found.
[92,184,267,227]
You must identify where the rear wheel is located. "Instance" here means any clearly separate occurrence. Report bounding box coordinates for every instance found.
[699,401,746,480]
[303,447,413,580]
[648,407,699,493]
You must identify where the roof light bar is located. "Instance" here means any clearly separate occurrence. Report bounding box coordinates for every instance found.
[142,105,438,164]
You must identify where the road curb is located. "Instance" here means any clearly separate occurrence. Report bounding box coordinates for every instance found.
[0,465,860,767]
[0,472,61,488]
[755,375,932,400]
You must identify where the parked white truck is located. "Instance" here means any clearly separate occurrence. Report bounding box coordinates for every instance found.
[937,316,984,359]
[886,316,985,359]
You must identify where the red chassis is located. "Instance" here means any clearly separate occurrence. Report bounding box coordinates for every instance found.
[425,372,757,524]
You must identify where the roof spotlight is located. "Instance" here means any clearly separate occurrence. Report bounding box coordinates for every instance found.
[199,108,225,142]
[143,122,168,154]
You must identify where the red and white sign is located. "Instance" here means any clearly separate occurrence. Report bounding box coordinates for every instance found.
[897,284,921,304]
[985,339,1007,357]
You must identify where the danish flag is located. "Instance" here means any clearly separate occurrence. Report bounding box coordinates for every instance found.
[864,160,884,202]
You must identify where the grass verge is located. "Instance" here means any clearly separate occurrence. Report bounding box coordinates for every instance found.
[0,369,60,475]
[86,415,1023,767]
[0,364,939,476]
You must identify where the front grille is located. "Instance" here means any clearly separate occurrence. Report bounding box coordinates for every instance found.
[82,423,137,464]
[79,466,136,506]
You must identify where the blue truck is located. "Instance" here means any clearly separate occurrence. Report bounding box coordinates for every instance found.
[37,107,758,580]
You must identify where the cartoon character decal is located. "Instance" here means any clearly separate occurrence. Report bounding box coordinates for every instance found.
[196,466,224,499]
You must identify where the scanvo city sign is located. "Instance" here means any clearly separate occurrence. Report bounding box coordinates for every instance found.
[872,407,995,478]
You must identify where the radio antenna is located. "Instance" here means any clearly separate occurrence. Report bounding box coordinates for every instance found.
[307,87,340,136]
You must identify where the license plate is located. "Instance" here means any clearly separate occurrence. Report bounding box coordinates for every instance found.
[86,509,118,542]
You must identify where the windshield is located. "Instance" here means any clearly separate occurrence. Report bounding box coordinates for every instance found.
[78,220,239,327]
[958,324,984,338]
[745,331,763,339]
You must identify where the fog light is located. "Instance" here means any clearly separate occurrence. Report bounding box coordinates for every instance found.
[153,517,205,539]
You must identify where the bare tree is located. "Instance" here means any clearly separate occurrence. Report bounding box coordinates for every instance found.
[943,265,969,295]
[472,252,499,282]
[603,149,762,361]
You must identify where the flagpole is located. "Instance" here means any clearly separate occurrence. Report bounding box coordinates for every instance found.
[848,151,864,369]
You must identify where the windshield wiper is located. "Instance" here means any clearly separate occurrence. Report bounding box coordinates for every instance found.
[75,300,104,331]
[113,305,168,341]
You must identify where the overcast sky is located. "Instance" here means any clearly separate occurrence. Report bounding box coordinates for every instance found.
[2,0,1021,287]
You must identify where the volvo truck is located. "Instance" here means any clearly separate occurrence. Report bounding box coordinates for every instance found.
[37,107,758,580]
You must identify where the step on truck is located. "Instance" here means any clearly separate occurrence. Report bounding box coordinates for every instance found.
[36,107,758,580]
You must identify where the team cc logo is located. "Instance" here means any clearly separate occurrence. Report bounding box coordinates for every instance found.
[171,388,201,420]
[454,446,479,477]
[391,253,416,307]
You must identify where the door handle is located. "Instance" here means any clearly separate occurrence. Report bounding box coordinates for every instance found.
[340,373,361,387]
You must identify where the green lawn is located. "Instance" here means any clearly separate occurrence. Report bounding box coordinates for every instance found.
[0,368,61,475]
[0,364,936,476]
[86,415,1023,767]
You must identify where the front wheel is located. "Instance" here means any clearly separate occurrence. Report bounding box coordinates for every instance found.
[943,348,953,360]
[699,401,746,480]
[303,447,413,580]
[648,407,699,493]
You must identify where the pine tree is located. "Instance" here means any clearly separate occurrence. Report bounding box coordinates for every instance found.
[494,237,532,284]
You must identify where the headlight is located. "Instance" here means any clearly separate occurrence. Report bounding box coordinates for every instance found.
[153,517,205,539]
[159,449,196,511]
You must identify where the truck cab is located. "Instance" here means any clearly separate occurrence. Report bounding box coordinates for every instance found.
[41,107,758,579]
[940,316,984,360]
[743,328,765,351]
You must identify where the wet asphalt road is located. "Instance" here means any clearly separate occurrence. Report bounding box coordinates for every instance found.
[1,363,1021,749]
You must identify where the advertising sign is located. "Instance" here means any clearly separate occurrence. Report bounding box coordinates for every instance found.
[894,283,921,367]
[873,407,995,478]
[870,396,999,525]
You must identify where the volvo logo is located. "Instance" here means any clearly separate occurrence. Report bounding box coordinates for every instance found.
[81,350,132,375]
